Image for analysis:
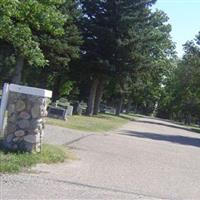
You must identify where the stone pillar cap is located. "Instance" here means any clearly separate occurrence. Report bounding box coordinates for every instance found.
[9,84,52,98]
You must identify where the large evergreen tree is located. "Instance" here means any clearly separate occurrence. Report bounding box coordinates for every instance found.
[80,0,176,116]
[80,0,158,116]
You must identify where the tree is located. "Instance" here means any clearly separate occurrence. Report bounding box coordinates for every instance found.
[79,0,114,116]
[0,0,66,83]
[104,4,175,116]
[80,0,158,116]
[0,41,15,85]
[28,0,82,101]
[102,8,175,116]
[157,32,200,124]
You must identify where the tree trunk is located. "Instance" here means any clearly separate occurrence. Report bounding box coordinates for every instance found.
[93,79,104,115]
[86,78,99,116]
[116,95,123,116]
[188,114,192,125]
[126,98,132,114]
[52,76,62,102]
[12,55,24,84]
[39,68,49,88]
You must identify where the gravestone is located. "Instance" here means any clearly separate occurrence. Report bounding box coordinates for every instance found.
[73,101,82,115]
[99,104,106,113]
[2,84,52,153]
[48,106,67,120]
[66,106,73,116]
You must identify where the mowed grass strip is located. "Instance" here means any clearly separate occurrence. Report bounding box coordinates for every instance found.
[46,114,135,132]
[0,142,72,173]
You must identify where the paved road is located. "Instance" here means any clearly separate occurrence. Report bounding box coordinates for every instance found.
[1,116,200,199]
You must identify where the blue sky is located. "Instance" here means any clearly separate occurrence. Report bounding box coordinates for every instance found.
[153,0,200,57]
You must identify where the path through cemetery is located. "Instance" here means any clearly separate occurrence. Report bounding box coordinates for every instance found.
[1,116,200,199]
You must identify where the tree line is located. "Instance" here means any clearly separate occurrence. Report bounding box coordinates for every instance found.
[157,33,200,124]
[2,0,198,121]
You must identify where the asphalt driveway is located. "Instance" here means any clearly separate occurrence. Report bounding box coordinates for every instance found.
[1,116,200,199]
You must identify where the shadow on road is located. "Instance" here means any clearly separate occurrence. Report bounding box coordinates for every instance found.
[121,131,200,148]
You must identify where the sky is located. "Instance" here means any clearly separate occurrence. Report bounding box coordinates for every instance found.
[153,0,200,58]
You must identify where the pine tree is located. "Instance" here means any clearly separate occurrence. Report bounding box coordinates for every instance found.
[80,0,158,116]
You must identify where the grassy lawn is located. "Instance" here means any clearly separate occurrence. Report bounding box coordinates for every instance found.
[187,125,200,134]
[0,140,73,173]
[46,113,135,132]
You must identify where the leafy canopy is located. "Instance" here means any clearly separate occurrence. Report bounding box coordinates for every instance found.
[0,0,67,66]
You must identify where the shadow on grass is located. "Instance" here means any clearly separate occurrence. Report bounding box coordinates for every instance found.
[93,114,115,119]
[0,138,6,153]
[121,130,200,148]
[0,138,24,154]
[93,113,135,121]
[191,128,200,134]
[118,114,135,121]
[76,113,114,120]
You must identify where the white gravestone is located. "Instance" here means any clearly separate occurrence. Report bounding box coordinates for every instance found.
[66,106,74,116]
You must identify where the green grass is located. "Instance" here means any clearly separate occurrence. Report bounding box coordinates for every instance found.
[187,125,200,134]
[0,141,72,173]
[46,113,135,132]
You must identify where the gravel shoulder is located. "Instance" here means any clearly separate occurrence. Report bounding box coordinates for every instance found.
[1,116,200,199]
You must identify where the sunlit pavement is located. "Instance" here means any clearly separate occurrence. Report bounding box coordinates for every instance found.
[1,116,200,199]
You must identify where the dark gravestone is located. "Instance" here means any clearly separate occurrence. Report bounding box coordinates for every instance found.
[48,106,67,120]
[99,104,106,113]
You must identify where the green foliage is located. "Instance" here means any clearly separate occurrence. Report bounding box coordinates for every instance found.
[22,0,82,101]
[0,0,192,120]
[0,41,16,84]
[78,0,176,115]
[157,32,200,122]
[59,81,74,97]
[0,0,66,66]
[98,4,175,114]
